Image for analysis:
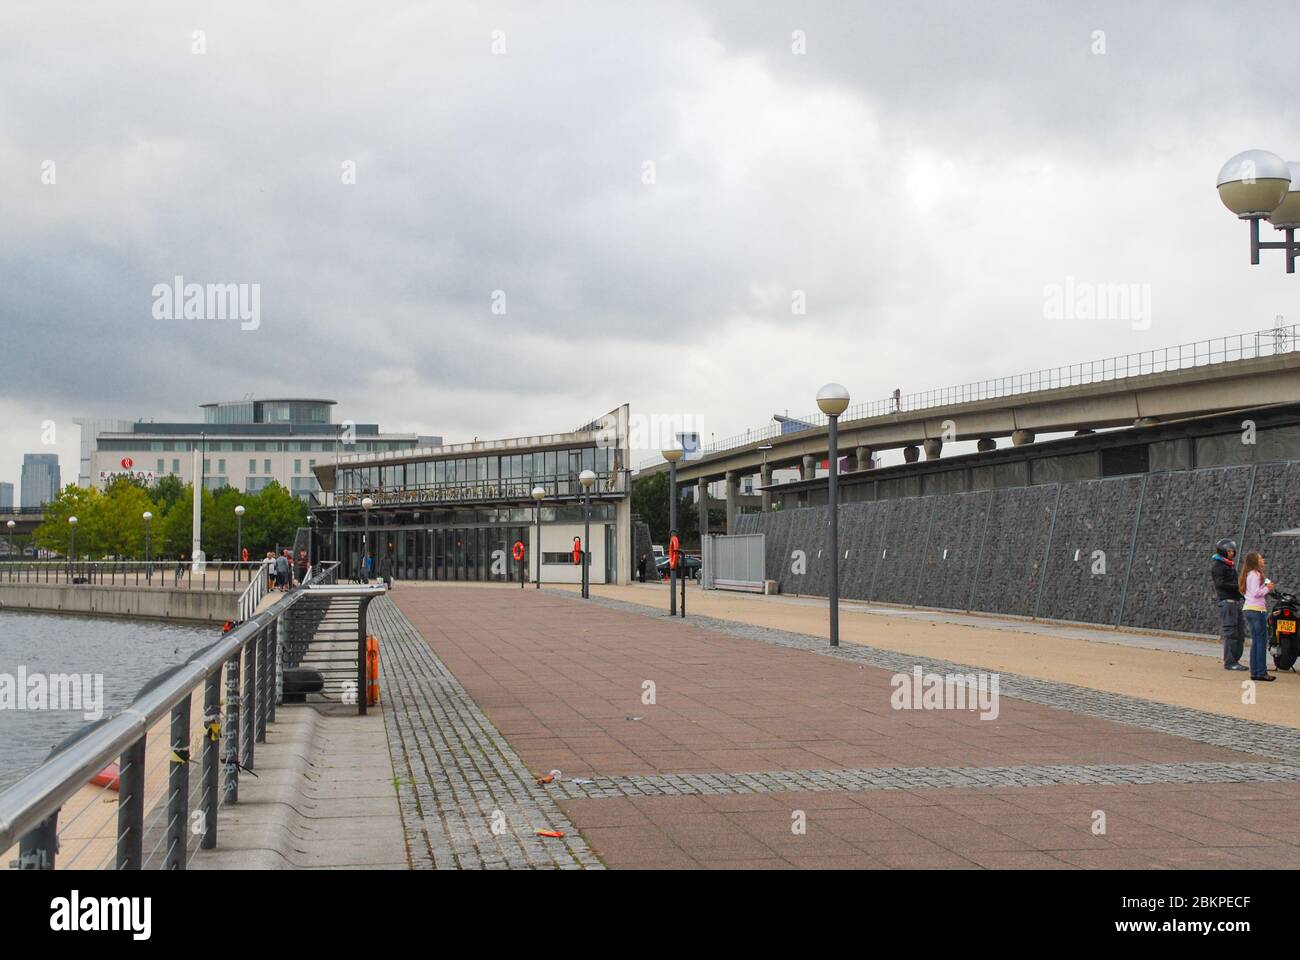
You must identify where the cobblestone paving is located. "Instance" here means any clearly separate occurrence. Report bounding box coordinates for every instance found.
[578,593,1300,766]
[551,761,1300,800]
[370,596,603,869]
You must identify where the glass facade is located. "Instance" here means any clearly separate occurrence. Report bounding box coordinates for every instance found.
[334,503,616,583]
[336,444,624,506]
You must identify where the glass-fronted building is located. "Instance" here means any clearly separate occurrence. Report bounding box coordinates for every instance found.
[311,405,633,585]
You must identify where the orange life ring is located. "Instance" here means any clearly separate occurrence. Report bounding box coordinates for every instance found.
[512,540,525,562]
[572,538,582,564]
[365,635,380,706]
[669,534,681,570]
[241,547,249,562]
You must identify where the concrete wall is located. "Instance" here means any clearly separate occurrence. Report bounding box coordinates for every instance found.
[0,583,239,622]
[734,459,1300,636]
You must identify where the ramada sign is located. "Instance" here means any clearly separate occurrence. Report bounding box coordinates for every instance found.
[101,456,156,485]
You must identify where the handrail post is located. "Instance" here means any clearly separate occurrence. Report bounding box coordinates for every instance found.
[12,810,59,869]
[116,737,146,869]
[200,672,220,849]
[164,695,191,870]
[241,639,256,771]
[222,654,241,805]
[262,616,275,723]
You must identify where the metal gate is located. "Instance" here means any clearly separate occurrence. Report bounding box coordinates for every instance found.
[702,533,765,592]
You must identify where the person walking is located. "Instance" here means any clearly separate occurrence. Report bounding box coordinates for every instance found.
[295,549,309,586]
[361,551,373,583]
[174,551,187,586]
[380,550,393,589]
[1240,551,1276,681]
[1211,538,1248,671]
[638,552,648,583]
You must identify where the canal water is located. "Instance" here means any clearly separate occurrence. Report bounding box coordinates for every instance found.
[0,610,217,792]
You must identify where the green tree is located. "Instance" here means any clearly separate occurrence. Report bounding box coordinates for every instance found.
[631,473,723,548]
[33,485,102,557]
[150,474,186,514]
[246,481,306,555]
[94,477,155,557]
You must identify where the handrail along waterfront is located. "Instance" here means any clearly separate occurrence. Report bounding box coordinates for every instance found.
[0,563,363,870]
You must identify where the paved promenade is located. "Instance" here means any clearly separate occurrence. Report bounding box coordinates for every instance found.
[374,582,1300,869]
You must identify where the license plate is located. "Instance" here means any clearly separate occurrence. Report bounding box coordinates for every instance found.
[1279,620,1297,634]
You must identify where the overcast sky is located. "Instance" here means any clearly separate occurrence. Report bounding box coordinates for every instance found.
[3,0,1299,490]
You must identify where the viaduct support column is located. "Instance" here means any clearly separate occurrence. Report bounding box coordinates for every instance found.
[923,438,942,460]
[760,464,772,512]
[697,477,709,542]
[1012,429,1035,446]
[855,446,873,471]
[801,455,817,480]
[724,471,738,534]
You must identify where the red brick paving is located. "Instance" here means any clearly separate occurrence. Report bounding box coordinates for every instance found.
[391,585,1297,869]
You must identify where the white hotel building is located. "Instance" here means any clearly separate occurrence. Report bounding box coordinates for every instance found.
[84,399,439,503]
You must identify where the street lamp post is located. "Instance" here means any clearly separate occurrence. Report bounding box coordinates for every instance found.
[817,383,851,647]
[67,515,78,582]
[579,469,596,598]
[361,497,374,582]
[143,511,153,584]
[662,446,684,616]
[234,504,245,567]
[6,519,15,560]
[1217,150,1300,273]
[531,486,546,589]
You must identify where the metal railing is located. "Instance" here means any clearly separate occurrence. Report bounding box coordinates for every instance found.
[235,561,272,621]
[0,568,364,872]
[636,323,1300,469]
[0,560,266,591]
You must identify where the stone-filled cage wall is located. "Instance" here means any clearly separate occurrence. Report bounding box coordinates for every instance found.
[732,459,1300,636]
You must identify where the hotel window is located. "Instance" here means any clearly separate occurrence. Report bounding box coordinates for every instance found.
[157,459,165,473]
[249,459,257,474]
[204,459,210,474]
[172,459,180,474]
[294,459,302,474]
[218,459,226,474]
[263,459,272,474]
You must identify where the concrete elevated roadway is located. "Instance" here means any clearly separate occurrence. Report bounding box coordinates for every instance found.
[646,347,1300,532]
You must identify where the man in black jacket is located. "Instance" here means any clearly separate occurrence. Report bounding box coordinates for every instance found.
[1211,538,1247,670]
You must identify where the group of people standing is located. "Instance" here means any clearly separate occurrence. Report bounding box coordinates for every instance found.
[1212,537,1279,681]
[266,548,311,592]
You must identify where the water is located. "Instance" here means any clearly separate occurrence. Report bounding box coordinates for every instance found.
[0,610,216,792]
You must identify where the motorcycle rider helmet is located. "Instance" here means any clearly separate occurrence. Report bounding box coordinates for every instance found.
[1215,538,1238,556]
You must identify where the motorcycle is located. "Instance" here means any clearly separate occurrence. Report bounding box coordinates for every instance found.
[1268,588,1300,670]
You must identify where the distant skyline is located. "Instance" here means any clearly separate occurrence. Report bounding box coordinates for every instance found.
[4,1,1300,487]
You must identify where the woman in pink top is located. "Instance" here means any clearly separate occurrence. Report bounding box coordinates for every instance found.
[1239,552,1274,681]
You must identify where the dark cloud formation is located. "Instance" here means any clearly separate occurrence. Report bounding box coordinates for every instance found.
[2,0,1299,481]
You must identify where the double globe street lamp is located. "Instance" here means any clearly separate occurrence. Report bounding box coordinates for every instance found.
[1216,149,1300,273]
[7,518,15,559]
[817,382,851,647]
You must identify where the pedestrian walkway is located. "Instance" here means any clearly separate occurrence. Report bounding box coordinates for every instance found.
[378,583,1300,869]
